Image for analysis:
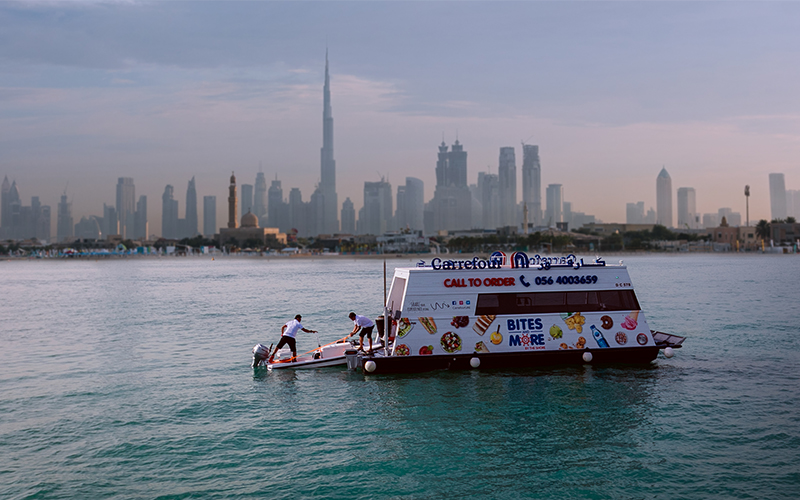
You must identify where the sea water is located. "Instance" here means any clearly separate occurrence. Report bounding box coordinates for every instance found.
[1,255,798,499]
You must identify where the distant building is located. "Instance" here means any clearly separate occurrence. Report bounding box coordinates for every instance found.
[74,216,102,240]
[717,207,741,227]
[116,177,135,239]
[677,187,697,229]
[478,171,500,230]
[429,140,472,232]
[183,177,198,239]
[545,184,563,226]
[203,196,216,237]
[769,173,787,221]
[359,179,392,236]
[522,144,542,226]
[702,213,719,229]
[162,185,179,239]
[656,167,673,227]
[498,147,517,227]
[219,175,285,247]
[254,172,267,221]
[241,183,254,219]
[341,197,356,234]
[57,193,73,242]
[316,51,339,235]
[134,195,148,240]
[626,202,645,224]
[103,204,118,238]
[228,172,238,229]
[787,189,800,219]
[395,177,424,232]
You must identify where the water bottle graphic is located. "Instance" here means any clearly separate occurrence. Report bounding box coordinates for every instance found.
[590,325,610,348]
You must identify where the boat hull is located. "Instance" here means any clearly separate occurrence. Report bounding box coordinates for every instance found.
[356,346,660,374]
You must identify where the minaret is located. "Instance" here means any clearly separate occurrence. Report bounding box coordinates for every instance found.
[317,49,339,234]
[228,172,238,228]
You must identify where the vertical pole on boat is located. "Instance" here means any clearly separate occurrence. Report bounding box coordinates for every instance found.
[383,259,389,351]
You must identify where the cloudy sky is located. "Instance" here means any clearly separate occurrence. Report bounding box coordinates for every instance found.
[2,1,799,235]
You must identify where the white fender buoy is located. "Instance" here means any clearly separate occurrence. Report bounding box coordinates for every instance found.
[470,357,481,368]
[664,347,674,358]
[582,351,593,363]
[364,360,377,373]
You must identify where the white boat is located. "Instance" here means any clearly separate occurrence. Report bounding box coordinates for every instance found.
[252,339,384,370]
[348,252,685,374]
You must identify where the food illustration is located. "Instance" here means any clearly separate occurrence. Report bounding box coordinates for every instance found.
[622,311,639,331]
[589,325,610,348]
[559,337,587,350]
[472,315,496,336]
[615,332,628,345]
[549,324,563,339]
[474,341,490,353]
[397,318,413,338]
[395,344,410,356]
[637,333,649,345]
[419,317,437,334]
[490,327,503,345]
[419,345,434,355]
[600,315,614,329]
[451,316,469,328]
[440,331,462,353]
[562,312,585,333]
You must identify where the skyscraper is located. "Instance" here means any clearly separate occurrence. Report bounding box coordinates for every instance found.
[203,196,216,237]
[184,177,198,238]
[103,204,118,237]
[268,176,285,231]
[1,176,11,238]
[359,179,393,235]
[162,185,178,239]
[134,195,148,240]
[769,173,787,220]
[395,177,424,232]
[430,140,471,232]
[522,144,542,226]
[341,198,355,234]
[677,187,696,229]
[116,177,135,239]
[57,193,73,242]
[656,167,673,227]
[626,202,645,224]
[498,147,517,227]
[241,183,253,219]
[478,171,500,229]
[545,184,563,226]
[314,50,339,234]
[254,171,267,220]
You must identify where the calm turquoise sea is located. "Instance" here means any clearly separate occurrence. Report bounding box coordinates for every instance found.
[1,255,799,499]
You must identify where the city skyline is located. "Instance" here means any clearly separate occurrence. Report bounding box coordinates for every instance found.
[2,2,799,234]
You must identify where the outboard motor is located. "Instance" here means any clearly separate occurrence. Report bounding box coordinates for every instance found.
[345,348,360,371]
[252,344,270,367]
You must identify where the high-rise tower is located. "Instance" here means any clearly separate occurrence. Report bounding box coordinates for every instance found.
[228,172,238,229]
[769,173,787,221]
[656,167,673,228]
[116,177,135,239]
[522,144,542,226]
[498,147,517,227]
[315,50,339,234]
[185,176,198,238]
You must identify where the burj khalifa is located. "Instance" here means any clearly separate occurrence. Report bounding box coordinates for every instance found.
[316,50,339,234]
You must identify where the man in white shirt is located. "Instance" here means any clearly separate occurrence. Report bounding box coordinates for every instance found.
[269,314,317,363]
[348,312,375,354]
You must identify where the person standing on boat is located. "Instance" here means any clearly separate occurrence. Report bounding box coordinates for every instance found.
[348,312,375,354]
[269,314,317,363]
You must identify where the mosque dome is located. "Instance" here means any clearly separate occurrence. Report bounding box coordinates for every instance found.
[241,210,259,228]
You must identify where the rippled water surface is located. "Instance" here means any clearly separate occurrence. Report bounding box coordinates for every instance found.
[1,255,799,499]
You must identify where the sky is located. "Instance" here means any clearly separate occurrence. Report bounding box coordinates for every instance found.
[2,0,799,236]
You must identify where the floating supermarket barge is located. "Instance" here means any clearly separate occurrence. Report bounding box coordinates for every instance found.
[349,253,685,374]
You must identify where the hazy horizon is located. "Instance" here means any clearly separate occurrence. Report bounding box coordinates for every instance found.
[2,1,798,237]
